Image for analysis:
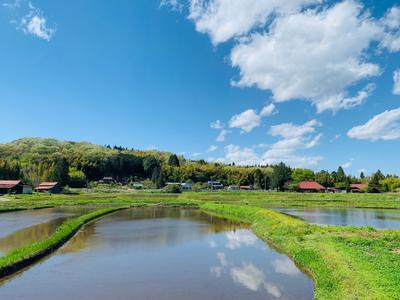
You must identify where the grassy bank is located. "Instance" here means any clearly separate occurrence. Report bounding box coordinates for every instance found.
[0,207,125,278]
[200,202,400,299]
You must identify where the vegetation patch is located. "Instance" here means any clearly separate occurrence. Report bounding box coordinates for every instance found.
[0,207,125,278]
[200,202,400,299]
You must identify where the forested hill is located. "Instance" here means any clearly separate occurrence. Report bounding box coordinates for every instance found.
[0,138,272,188]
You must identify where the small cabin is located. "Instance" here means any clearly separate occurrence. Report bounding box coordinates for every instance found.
[298,181,326,193]
[100,177,114,184]
[180,183,192,191]
[35,182,62,194]
[207,181,224,190]
[0,180,23,194]
[350,183,368,193]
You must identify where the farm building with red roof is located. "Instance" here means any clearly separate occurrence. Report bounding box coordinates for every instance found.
[350,183,368,193]
[35,182,62,194]
[0,180,23,194]
[298,181,326,192]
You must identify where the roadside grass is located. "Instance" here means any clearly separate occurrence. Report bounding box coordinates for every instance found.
[0,207,126,277]
[200,202,400,299]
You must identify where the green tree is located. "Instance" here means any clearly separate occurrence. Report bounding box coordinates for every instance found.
[315,170,334,187]
[369,170,385,192]
[271,162,292,191]
[168,154,180,167]
[291,168,315,183]
[336,166,346,183]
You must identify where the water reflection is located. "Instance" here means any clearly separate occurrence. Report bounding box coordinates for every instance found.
[276,207,400,229]
[0,208,313,300]
[0,207,94,255]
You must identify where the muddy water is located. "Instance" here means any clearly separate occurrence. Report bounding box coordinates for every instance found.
[0,207,94,255]
[276,207,400,229]
[0,208,313,300]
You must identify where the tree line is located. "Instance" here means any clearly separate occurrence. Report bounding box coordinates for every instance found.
[0,138,398,192]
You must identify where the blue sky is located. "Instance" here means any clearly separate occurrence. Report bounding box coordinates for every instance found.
[0,0,400,175]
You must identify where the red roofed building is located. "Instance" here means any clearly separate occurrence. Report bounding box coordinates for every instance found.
[298,181,326,192]
[35,182,62,194]
[350,183,368,193]
[0,180,23,194]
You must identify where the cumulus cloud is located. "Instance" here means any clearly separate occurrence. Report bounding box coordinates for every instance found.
[347,108,400,141]
[18,2,56,41]
[210,120,224,129]
[262,120,323,166]
[229,109,261,133]
[259,103,277,117]
[228,103,277,133]
[380,6,400,52]
[212,120,322,167]
[216,129,229,142]
[269,119,319,138]
[231,1,382,113]
[223,144,261,165]
[394,69,400,95]
[188,0,320,45]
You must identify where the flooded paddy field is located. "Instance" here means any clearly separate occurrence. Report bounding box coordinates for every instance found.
[0,208,313,300]
[276,207,400,229]
[0,207,94,255]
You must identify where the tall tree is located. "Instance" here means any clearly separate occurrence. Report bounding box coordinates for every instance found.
[168,154,180,167]
[336,166,346,182]
[271,162,292,191]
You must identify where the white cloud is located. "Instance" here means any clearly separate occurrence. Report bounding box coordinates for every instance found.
[347,108,400,141]
[394,69,400,95]
[223,144,261,166]
[193,152,203,156]
[208,145,218,152]
[269,119,320,139]
[18,2,56,41]
[341,159,353,169]
[228,103,277,133]
[160,0,183,11]
[216,129,229,142]
[230,1,382,113]
[210,120,224,129]
[188,0,320,45]
[259,103,277,117]
[229,109,261,133]
[212,120,323,167]
[262,120,323,166]
[383,6,400,30]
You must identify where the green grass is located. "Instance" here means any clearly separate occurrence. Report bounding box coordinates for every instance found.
[0,207,125,277]
[200,202,400,299]
[3,191,400,210]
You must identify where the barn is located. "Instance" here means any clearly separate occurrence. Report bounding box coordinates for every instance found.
[0,180,23,194]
